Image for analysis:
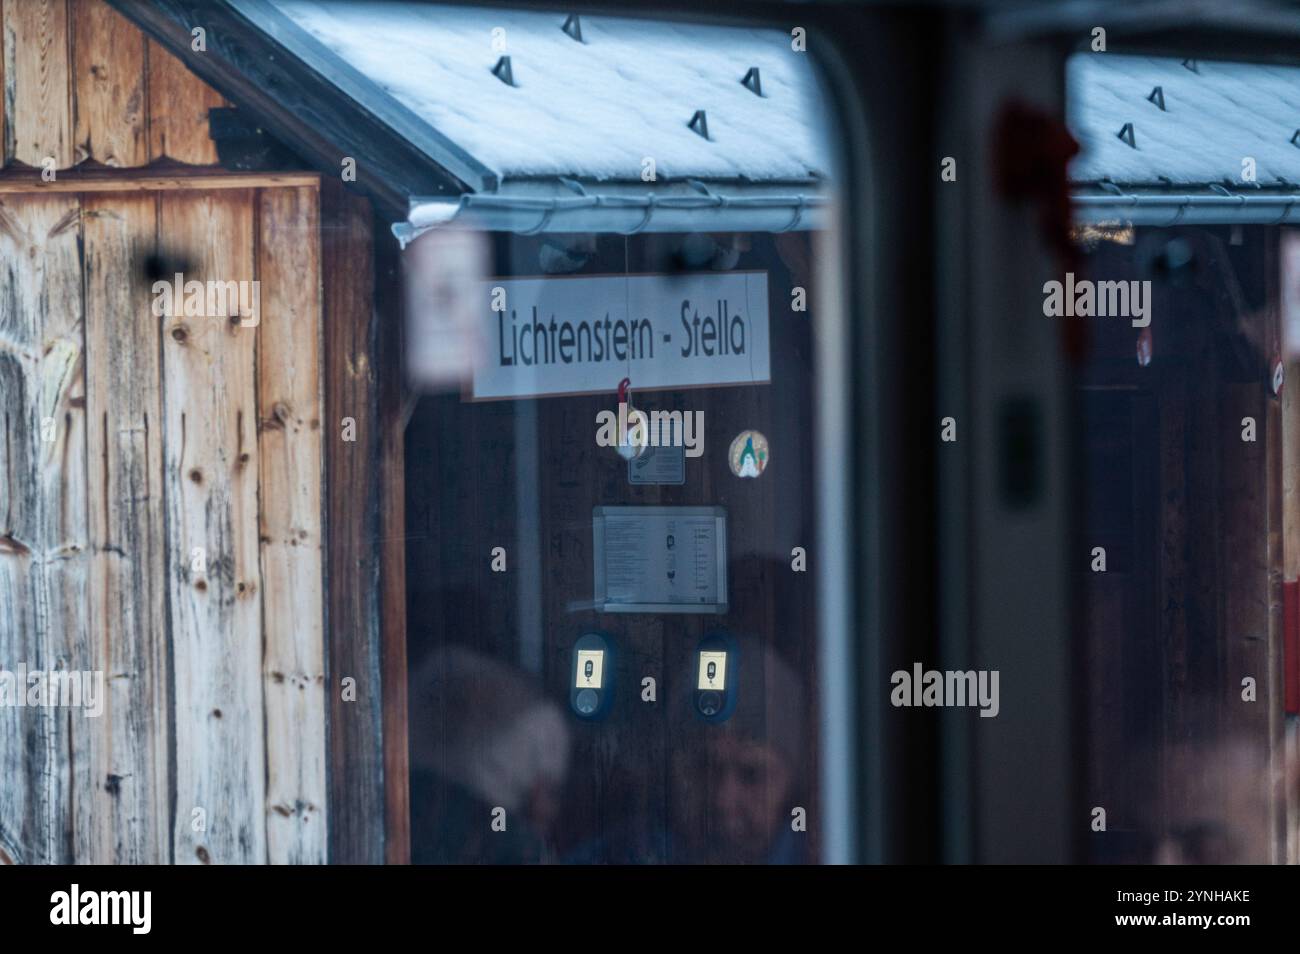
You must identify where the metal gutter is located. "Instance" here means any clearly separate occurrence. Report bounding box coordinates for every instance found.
[1073,189,1300,226]
[394,179,826,244]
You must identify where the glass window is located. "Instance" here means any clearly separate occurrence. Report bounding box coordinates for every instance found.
[394,6,846,864]
[1069,51,1295,864]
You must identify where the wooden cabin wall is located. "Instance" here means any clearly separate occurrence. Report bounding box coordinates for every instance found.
[1078,226,1286,863]
[1,0,225,170]
[404,232,820,864]
[0,179,328,864]
[0,0,394,866]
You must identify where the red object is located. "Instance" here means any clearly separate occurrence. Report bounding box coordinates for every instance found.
[991,99,1087,363]
[1285,580,1300,714]
[992,99,1080,269]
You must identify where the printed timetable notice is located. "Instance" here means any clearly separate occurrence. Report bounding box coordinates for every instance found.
[592,506,728,614]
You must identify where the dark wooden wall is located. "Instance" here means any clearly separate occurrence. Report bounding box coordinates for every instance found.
[404,231,821,864]
[1077,225,1286,863]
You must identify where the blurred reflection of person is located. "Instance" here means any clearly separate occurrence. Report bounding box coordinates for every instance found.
[1149,733,1281,865]
[1088,696,1297,866]
[669,637,809,864]
[560,636,809,865]
[409,645,571,863]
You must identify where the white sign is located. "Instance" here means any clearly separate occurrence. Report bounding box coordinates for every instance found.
[475,272,770,400]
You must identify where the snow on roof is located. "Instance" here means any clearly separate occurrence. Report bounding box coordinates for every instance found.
[270,1,827,186]
[1067,52,1300,188]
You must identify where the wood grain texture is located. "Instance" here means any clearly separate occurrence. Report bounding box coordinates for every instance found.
[146,37,221,165]
[1266,376,1286,863]
[0,0,5,167]
[1,179,334,865]
[1284,346,1300,862]
[72,0,147,166]
[1263,237,1287,863]
[160,189,266,864]
[321,177,385,863]
[1221,384,1270,726]
[375,222,409,864]
[1219,382,1277,863]
[0,169,319,192]
[256,185,327,863]
[78,192,170,862]
[1285,359,1300,583]
[0,194,88,863]
[107,0,465,215]
[3,0,75,168]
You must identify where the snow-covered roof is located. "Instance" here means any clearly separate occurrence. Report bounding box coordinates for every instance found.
[267,0,827,187]
[1067,52,1300,187]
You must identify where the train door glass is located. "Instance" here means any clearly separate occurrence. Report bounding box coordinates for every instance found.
[1069,52,1295,863]
[399,9,847,865]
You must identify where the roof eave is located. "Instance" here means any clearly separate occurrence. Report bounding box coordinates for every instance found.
[108,0,475,217]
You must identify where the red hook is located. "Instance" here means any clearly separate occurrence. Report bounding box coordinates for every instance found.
[617,377,631,403]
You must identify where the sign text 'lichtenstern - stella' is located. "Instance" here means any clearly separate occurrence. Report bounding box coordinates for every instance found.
[475,272,771,399]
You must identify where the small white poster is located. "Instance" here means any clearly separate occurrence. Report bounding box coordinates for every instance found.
[628,443,686,485]
[474,272,770,399]
[592,506,728,614]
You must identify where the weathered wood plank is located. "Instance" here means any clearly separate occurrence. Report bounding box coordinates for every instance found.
[375,221,408,864]
[72,0,147,167]
[108,0,465,215]
[0,169,319,193]
[1219,382,1273,861]
[321,177,385,863]
[1284,350,1300,863]
[1286,361,1300,584]
[0,0,5,167]
[3,0,75,168]
[256,185,326,864]
[1266,374,1286,863]
[0,194,88,863]
[146,37,222,165]
[159,189,266,863]
[1281,237,1300,863]
[77,192,169,863]
[1263,238,1287,864]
